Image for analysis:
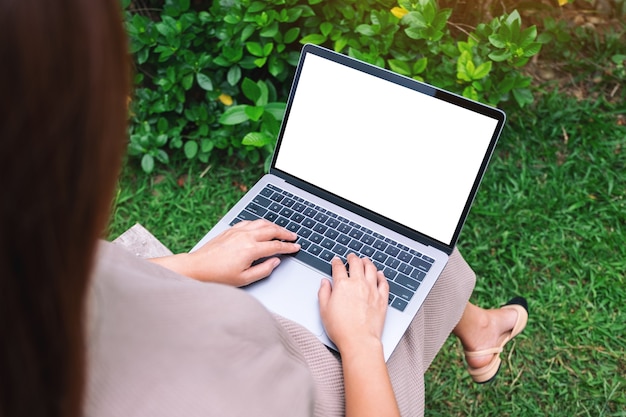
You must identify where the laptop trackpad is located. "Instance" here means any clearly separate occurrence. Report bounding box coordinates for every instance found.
[243,258,326,337]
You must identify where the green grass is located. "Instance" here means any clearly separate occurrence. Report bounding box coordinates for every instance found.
[108,93,625,416]
[108,159,263,251]
[424,92,626,416]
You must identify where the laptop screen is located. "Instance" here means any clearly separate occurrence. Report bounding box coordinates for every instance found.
[273,48,503,247]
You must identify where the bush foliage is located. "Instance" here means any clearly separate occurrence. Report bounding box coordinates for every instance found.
[123,0,543,172]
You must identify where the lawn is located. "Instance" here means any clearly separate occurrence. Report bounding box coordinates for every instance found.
[108,6,626,415]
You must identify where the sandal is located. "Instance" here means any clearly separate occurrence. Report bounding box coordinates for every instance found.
[464,296,528,384]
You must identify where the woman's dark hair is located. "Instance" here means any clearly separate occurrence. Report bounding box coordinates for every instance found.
[0,0,130,416]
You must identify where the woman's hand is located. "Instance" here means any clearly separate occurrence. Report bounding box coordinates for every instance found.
[318,254,389,353]
[150,219,300,286]
[318,254,399,417]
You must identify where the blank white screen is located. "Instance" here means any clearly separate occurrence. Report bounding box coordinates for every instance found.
[274,53,499,245]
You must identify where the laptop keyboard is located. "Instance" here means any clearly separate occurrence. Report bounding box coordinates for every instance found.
[229,184,434,312]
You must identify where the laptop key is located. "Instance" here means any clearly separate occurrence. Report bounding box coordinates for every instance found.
[292,250,332,276]
[320,250,335,262]
[348,240,363,251]
[395,274,420,291]
[298,239,311,251]
[260,187,274,197]
[326,218,340,229]
[361,245,375,257]
[264,212,278,222]
[245,203,267,217]
[384,245,400,257]
[307,244,323,256]
[410,257,432,272]
[252,195,272,207]
[333,244,348,256]
[310,233,323,244]
[337,223,351,234]
[391,298,408,312]
[233,210,259,223]
[388,281,415,301]
[279,207,294,218]
[373,239,387,250]
[321,238,335,249]
[336,234,350,245]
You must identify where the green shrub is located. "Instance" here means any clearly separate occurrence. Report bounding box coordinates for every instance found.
[123,0,543,173]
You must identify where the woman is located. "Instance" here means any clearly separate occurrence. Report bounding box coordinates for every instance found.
[0,1,527,416]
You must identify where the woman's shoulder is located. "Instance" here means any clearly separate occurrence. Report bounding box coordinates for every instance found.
[86,241,315,417]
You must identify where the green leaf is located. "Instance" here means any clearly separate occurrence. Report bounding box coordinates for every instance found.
[248,1,265,13]
[201,139,214,153]
[488,49,511,62]
[184,140,198,159]
[245,106,265,122]
[512,87,533,107]
[246,42,264,57]
[242,132,272,147]
[519,25,538,48]
[299,34,326,45]
[260,22,279,38]
[412,57,427,74]
[157,117,168,132]
[241,24,255,42]
[268,55,285,78]
[224,14,239,24]
[388,59,411,76]
[227,66,242,86]
[284,27,300,44]
[154,134,168,147]
[488,34,507,48]
[462,86,479,101]
[522,42,542,57]
[473,61,492,79]
[320,22,333,37]
[242,78,262,103]
[404,27,426,40]
[141,154,154,173]
[182,73,194,90]
[356,24,376,36]
[196,73,213,91]
[253,57,267,67]
[264,102,287,121]
[155,149,169,164]
[219,105,250,125]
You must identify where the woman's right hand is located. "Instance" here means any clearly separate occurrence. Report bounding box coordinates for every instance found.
[318,254,400,417]
[317,254,389,353]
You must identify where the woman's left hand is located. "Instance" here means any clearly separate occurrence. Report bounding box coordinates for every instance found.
[150,219,300,286]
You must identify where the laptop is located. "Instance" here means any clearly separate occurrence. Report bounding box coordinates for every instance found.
[192,44,506,361]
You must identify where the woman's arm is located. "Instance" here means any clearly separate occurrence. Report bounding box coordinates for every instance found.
[318,255,401,417]
[149,219,300,286]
